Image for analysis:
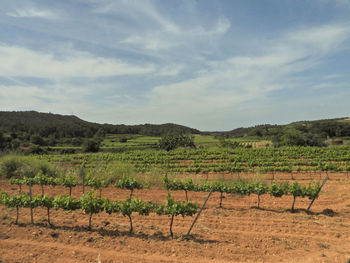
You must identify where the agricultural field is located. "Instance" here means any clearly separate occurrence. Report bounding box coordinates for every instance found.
[1,145,350,262]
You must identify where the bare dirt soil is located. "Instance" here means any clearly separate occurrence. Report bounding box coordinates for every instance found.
[1,173,350,263]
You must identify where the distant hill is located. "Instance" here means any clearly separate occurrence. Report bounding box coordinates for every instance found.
[0,111,200,138]
[217,118,350,146]
[0,111,89,126]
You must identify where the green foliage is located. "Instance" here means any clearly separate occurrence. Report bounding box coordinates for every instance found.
[0,131,6,151]
[34,195,54,225]
[80,191,104,230]
[118,196,155,233]
[9,177,25,193]
[159,133,195,151]
[36,195,54,209]
[163,193,198,237]
[55,174,77,196]
[163,193,198,217]
[288,181,306,211]
[119,137,128,143]
[85,174,110,197]
[53,194,81,211]
[102,198,121,215]
[219,138,248,148]
[2,193,29,224]
[0,155,26,179]
[269,182,289,198]
[82,138,101,153]
[252,182,269,208]
[34,173,56,194]
[0,191,9,205]
[115,175,143,198]
[0,155,56,179]
[305,182,321,200]
[30,135,46,146]
[80,191,104,215]
[162,176,195,201]
[119,197,136,233]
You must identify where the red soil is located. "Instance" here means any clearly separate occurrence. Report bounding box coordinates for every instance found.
[1,173,350,263]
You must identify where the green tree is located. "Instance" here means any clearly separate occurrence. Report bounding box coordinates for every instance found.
[159,133,195,151]
[0,131,7,150]
[30,134,46,146]
[82,138,101,152]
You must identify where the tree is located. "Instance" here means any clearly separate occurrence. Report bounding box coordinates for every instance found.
[82,138,101,152]
[30,134,46,146]
[0,131,6,150]
[272,127,306,147]
[158,133,195,151]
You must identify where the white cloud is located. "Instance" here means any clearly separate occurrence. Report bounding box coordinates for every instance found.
[120,35,174,51]
[190,17,231,36]
[100,0,231,52]
[157,65,185,76]
[0,44,155,78]
[93,0,180,33]
[7,8,58,19]
[119,23,350,129]
[285,24,350,54]
[119,16,230,51]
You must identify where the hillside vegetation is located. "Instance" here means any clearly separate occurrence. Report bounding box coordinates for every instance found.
[1,111,350,153]
[0,111,199,152]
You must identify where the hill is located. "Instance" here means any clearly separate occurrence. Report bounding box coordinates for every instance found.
[211,117,350,147]
[0,111,199,137]
[0,111,200,151]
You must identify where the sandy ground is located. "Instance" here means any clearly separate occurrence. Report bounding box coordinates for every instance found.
[1,173,350,263]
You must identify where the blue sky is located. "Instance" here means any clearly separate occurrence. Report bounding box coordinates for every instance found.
[0,0,350,131]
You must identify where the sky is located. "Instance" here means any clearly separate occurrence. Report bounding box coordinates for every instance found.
[0,0,350,131]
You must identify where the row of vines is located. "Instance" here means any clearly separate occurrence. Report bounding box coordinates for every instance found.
[35,146,350,175]
[2,174,322,237]
[0,190,197,238]
[8,173,321,212]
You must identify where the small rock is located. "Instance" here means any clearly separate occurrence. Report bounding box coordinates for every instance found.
[50,232,59,238]
[322,209,335,217]
[0,232,10,240]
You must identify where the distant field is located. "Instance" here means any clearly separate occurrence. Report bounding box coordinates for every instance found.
[101,134,160,151]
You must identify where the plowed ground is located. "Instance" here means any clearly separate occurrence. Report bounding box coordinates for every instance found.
[1,173,350,263]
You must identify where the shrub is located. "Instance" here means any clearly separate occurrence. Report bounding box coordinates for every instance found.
[82,139,101,153]
[159,133,195,151]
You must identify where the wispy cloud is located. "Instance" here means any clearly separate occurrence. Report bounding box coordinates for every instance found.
[0,44,155,78]
[120,23,350,128]
[1,1,350,129]
[7,8,58,19]
[119,16,230,52]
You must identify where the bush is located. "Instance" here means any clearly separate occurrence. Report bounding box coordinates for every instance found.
[119,137,128,143]
[82,139,101,153]
[30,135,47,146]
[0,155,25,178]
[159,133,195,151]
[27,145,46,154]
[0,155,56,179]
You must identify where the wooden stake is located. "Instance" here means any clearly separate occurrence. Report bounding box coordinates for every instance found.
[307,175,328,212]
[186,186,215,236]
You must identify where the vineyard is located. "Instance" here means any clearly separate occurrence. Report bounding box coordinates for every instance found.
[1,146,350,262]
[34,146,350,177]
